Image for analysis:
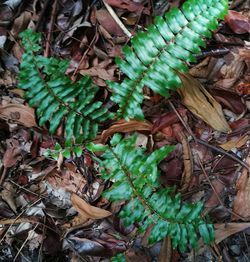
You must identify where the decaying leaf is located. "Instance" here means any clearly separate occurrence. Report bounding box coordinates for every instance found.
[0,103,37,127]
[225,10,250,34]
[232,154,250,219]
[100,120,152,143]
[1,182,17,213]
[219,135,249,151]
[177,73,231,133]
[215,223,250,244]
[71,193,112,220]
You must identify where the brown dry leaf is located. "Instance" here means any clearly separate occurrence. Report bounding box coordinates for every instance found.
[2,138,22,168]
[10,11,32,38]
[219,135,249,151]
[0,103,37,127]
[71,193,112,220]
[177,73,231,133]
[1,182,17,213]
[47,169,87,196]
[215,223,250,244]
[225,10,250,34]
[96,9,124,36]
[215,50,245,89]
[105,0,150,14]
[101,120,152,143]
[232,154,250,219]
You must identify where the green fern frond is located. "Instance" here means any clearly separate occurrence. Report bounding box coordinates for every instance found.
[18,29,114,144]
[108,0,228,120]
[87,134,214,252]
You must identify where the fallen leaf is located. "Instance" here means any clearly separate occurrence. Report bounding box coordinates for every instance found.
[1,182,17,213]
[0,103,37,127]
[210,88,246,115]
[10,11,32,38]
[96,9,124,36]
[2,138,21,168]
[236,82,250,96]
[205,180,225,208]
[232,154,250,219]
[152,108,187,134]
[105,0,150,14]
[100,120,152,143]
[71,193,112,220]
[219,135,249,151]
[177,73,231,133]
[215,223,250,244]
[225,10,250,34]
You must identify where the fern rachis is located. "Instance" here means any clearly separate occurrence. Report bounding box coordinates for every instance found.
[18,29,114,145]
[87,134,214,252]
[108,0,228,120]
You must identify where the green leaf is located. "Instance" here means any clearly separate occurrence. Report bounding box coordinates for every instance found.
[108,0,229,120]
[88,134,211,251]
[18,29,113,143]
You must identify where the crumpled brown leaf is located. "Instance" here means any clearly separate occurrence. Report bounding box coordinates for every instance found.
[96,9,124,36]
[232,154,250,219]
[105,0,150,14]
[225,10,250,34]
[2,138,22,168]
[71,193,112,220]
[177,73,231,133]
[0,103,37,127]
[1,182,17,213]
[215,223,250,244]
[100,120,152,143]
[219,134,249,151]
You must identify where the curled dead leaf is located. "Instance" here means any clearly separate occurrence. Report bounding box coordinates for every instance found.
[71,193,112,220]
[177,73,231,133]
[0,104,37,127]
[232,154,250,220]
[225,10,250,34]
[215,223,250,244]
[100,119,152,143]
[219,135,249,151]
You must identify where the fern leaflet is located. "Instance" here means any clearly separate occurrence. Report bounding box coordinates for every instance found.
[87,134,214,252]
[18,29,114,145]
[108,0,228,120]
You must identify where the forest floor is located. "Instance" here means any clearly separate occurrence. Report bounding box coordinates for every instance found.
[0,0,250,261]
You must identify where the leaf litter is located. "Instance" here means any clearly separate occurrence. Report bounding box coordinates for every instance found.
[0,0,250,261]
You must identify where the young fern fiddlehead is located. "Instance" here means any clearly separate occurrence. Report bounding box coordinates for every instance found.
[87,134,214,252]
[18,29,114,145]
[108,0,228,120]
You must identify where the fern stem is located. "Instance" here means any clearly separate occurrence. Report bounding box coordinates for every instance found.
[118,2,215,117]
[109,147,158,223]
[108,147,184,225]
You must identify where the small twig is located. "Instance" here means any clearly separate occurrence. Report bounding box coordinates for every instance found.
[197,155,246,221]
[14,223,39,261]
[44,0,58,57]
[168,100,250,173]
[196,138,250,173]
[168,100,197,141]
[102,0,132,38]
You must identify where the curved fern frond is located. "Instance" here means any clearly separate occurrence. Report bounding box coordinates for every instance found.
[108,0,228,120]
[18,29,113,144]
[87,134,214,252]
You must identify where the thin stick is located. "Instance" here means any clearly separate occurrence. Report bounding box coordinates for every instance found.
[102,0,132,38]
[197,155,246,221]
[44,0,58,57]
[196,138,250,173]
[168,100,250,173]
